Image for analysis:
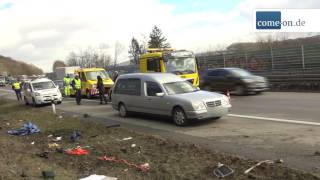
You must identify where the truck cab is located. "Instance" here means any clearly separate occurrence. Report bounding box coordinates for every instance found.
[139,49,200,87]
[74,68,114,98]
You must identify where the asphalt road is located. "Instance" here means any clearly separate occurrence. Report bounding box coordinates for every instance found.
[1,87,320,175]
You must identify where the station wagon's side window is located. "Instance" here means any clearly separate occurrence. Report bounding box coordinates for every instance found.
[114,78,141,96]
[147,58,161,72]
[146,81,162,96]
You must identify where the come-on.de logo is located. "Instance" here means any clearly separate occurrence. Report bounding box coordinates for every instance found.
[256,11,281,29]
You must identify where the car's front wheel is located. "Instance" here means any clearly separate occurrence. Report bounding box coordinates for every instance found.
[32,98,38,107]
[235,85,246,95]
[119,103,127,117]
[172,107,188,126]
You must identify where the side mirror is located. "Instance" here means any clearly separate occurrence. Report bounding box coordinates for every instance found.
[156,92,165,97]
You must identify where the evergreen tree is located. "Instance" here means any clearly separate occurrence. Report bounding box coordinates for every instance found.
[148,26,170,48]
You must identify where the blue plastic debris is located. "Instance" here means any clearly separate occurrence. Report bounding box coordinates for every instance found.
[7,122,40,136]
[70,131,82,142]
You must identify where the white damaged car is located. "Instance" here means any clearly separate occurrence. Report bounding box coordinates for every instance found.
[23,78,62,106]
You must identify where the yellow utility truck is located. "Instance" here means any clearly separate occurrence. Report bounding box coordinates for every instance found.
[74,68,114,98]
[139,48,199,86]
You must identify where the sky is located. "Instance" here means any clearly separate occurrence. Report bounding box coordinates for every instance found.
[1,0,320,72]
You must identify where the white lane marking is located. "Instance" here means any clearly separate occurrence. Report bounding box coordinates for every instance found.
[63,97,100,102]
[228,113,320,126]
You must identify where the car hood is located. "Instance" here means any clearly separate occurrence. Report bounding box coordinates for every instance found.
[169,90,224,102]
[34,88,58,94]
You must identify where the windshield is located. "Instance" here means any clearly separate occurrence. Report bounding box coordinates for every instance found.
[85,70,110,80]
[230,69,252,77]
[165,57,196,75]
[32,81,56,91]
[163,81,197,95]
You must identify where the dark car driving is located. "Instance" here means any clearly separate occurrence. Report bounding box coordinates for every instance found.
[200,68,269,95]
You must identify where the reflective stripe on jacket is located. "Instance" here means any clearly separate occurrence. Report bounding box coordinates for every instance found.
[74,79,81,90]
[13,82,21,90]
[64,77,71,86]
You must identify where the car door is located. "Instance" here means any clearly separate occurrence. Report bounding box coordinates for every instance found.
[24,83,32,102]
[141,81,169,115]
[204,70,222,91]
[218,70,235,91]
[114,78,143,112]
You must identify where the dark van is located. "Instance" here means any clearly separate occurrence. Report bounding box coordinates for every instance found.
[200,68,269,95]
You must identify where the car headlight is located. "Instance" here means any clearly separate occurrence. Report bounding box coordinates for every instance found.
[34,92,41,96]
[243,78,255,83]
[192,102,206,111]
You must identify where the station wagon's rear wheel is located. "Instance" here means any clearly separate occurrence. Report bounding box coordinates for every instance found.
[119,103,127,117]
[235,85,245,95]
[173,107,188,126]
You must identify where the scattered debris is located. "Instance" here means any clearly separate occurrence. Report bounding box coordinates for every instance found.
[275,159,284,163]
[58,115,63,119]
[79,174,117,180]
[90,135,98,138]
[131,144,136,148]
[99,155,150,172]
[213,162,234,178]
[36,152,49,159]
[244,160,274,174]
[120,148,127,153]
[20,170,27,177]
[70,131,82,142]
[52,136,62,142]
[122,137,132,141]
[42,171,55,179]
[56,148,64,154]
[83,113,90,118]
[47,134,53,138]
[48,143,60,148]
[31,141,35,145]
[7,122,40,136]
[106,124,120,128]
[19,120,23,122]
[65,146,89,155]
[6,123,10,126]
[314,151,320,156]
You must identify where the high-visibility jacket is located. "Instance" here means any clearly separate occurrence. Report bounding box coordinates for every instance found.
[74,79,81,90]
[13,82,21,90]
[64,77,71,86]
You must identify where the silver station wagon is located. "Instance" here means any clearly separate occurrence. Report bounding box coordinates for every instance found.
[111,73,231,126]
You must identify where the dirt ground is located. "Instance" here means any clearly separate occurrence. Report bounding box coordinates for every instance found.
[0,100,319,180]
